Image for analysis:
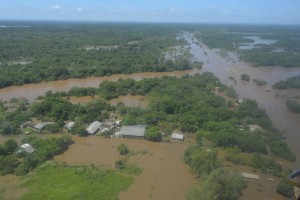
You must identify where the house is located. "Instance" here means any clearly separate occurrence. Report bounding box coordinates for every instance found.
[19,143,35,154]
[119,125,147,139]
[86,121,102,134]
[65,122,75,130]
[31,122,52,131]
[171,133,184,141]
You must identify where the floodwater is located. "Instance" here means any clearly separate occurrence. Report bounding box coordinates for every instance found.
[0,175,26,200]
[0,69,199,103]
[184,33,300,164]
[239,36,277,50]
[55,135,196,200]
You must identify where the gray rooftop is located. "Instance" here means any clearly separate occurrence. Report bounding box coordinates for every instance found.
[86,121,102,134]
[119,125,147,137]
[20,143,35,154]
[33,122,52,130]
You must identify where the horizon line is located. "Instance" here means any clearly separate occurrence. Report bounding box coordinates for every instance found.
[0,18,300,27]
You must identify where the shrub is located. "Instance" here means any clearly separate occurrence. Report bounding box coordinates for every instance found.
[117,144,129,155]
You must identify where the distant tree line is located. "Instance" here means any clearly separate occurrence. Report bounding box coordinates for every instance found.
[0,23,195,88]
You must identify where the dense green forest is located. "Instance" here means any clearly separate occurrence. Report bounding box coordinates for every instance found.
[0,22,194,88]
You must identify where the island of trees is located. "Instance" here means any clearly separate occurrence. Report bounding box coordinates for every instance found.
[273,75,300,89]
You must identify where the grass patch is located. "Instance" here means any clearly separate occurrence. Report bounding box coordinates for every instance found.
[121,164,143,176]
[20,161,133,200]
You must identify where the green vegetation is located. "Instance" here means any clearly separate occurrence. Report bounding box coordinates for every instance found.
[115,160,126,170]
[1,73,295,162]
[145,126,162,142]
[241,74,250,81]
[120,163,143,176]
[184,146,221,178]
[253,79,267,86]
[1,23,299,89]
[20,161,133,200]
[117,144,129,155]
[250,154,282,176]
[0,135,72,176]
[0,98,30,135]
[273,75,300,89]
[276,177,294,198]
[184,146,246,200]
[286,100,300,113]
[0,23,195,88]
[195,29,252,51]
[195,25,300,67]
[186,169,246,200]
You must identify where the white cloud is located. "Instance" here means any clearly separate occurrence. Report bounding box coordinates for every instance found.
[52,5,61,11]
[76,8,83,12]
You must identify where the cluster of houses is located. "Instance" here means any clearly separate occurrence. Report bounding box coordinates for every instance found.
[21,120,185,142]
[68,120,185,141]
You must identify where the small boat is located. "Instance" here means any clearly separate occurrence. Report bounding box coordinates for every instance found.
[265,88,271,92]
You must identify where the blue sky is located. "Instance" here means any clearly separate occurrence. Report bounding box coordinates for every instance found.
[0,0,299,24]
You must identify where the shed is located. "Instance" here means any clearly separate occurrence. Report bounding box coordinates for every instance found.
[86,121,102,134]
[65,122,75,130]
[32,122,52,131]
[119,125,147,139]
[171,133,184,141]
[20,143,35,154]
[241,173,260,180]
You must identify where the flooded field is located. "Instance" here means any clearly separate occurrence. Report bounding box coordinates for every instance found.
[0,175,26,200]
[55,135,196,200]
[239,36,277,50]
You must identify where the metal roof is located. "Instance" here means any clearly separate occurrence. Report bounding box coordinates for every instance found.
[241,173,260,180]
[119,125,147,137]
[171,133,184,140]
[33,122,52,130]
[20,143,35,154]
[65,122,75,130]
[86,121,102,134]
